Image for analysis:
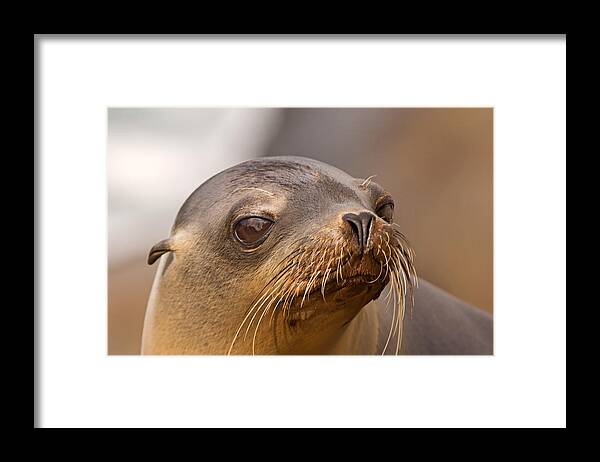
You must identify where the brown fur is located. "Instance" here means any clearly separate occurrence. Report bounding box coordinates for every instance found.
[142,156,416,355]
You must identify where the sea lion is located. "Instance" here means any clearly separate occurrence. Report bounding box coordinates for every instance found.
[141,156,492,355]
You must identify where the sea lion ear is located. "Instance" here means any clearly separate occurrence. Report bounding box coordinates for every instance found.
[148,238,172,265]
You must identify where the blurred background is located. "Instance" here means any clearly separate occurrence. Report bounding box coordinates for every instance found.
[108,108,493,355]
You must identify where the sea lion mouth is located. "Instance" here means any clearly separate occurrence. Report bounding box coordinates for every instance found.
[313,272,381,297]
[287,273,385,320]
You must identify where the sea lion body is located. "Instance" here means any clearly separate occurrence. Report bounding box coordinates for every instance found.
[142,156,492,355]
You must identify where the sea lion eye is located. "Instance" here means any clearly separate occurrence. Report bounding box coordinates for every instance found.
[234,217,274,245]
[376,202,394,223]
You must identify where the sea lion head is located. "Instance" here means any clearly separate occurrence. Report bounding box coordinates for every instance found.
[142,156,417,354]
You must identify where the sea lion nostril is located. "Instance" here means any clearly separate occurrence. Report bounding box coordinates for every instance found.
[343,212,374,250]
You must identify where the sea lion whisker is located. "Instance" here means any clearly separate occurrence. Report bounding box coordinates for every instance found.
[227,298,268,355]
[359,174,377,189]
[321,267,332,302]
[389,251,410,355]
[390,240,418,321]
[381,242,392,284]
[244,268,300,339]
[251,304,271,355]
[302,248,321,274]
[394,269,406,356]
[339,246,346,281]
[233,187,276,197]
[245,262,298,320]
[367,256,385,283]
[244,250,304,314]
[301,270,321,308]
[381,278,397,355]
[272,282,298,325]
[257,277,298,352]
[302,250,329,304]
[281,289,296,321]
[392,229,416,260]
[284,280,303,319]
[392,244,410,273]
[252,289,287,355]
[382,285,395,320]
[395,297,405,356]
[389,271,404,356]
[228,260,298,354]
[336,249,342,284]
[306,255,326,298]
[384,230,391,248]
[394,255,408,297]
[269,282,292,326]
[389,267,402,338]
[227,291,272,355]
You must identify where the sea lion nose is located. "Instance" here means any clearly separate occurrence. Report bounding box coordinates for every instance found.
[343,211,375,252]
